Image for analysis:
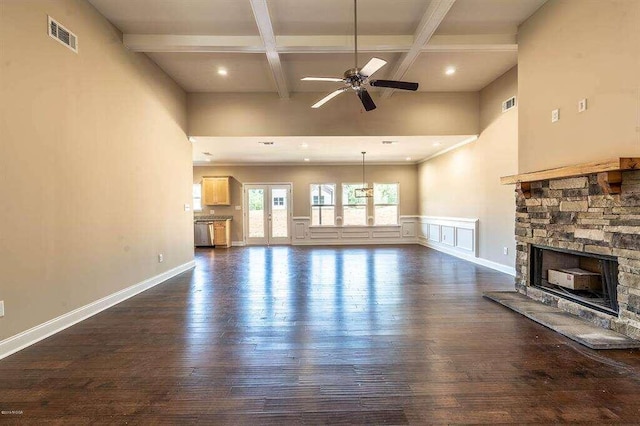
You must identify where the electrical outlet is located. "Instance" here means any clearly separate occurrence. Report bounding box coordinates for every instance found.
[0,301,4,317]
[184,203,191,211]
[158,253,164,263]
[209,209,215,215]
[551,109,559,123]
[503,247,509,255]
[235,205,241,210]
[578,98,587,112]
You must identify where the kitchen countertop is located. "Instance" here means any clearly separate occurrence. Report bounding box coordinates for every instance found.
[194,215,233,222]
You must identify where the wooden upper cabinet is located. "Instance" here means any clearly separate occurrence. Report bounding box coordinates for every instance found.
[202,177,230,205]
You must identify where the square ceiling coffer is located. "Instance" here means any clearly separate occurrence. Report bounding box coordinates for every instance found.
[48,16,78,53]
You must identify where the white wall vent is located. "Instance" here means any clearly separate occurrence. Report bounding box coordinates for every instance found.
[502,96,516,112]
[48,16,78,53]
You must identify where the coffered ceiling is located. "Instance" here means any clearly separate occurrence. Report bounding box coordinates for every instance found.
[88,0,545,164]
[89,0,545,94]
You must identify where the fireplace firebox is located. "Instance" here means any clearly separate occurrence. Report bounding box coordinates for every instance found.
[529,245,619,315]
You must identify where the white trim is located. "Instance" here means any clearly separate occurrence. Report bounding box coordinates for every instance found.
[0,260,195,361]
[419,135,479,163]
[232,240,246,247]
[380,0,456,99]
[418,237,516,276]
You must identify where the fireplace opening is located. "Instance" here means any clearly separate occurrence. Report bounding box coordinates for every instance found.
[529,245,619,315]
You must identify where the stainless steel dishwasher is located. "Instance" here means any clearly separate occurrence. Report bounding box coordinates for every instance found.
[194,221,215,247]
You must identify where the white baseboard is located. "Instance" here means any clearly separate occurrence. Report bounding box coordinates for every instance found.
[0,260,196,361]
[232,241,246,247]
[292,239,417,246]
[418,237,515,276]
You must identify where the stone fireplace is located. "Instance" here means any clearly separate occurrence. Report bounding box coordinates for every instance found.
[504,159,640,341]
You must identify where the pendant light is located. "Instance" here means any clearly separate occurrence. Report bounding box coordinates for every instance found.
[355,151,373,198]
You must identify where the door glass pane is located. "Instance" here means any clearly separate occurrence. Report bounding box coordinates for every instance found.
[248,189,265,238]
[271,188,288,238]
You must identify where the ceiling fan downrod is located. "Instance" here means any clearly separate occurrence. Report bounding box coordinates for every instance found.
[354,0,358,70]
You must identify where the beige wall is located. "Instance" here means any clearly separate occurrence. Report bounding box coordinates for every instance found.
[418,67,518,267]
[0,0,193,340]
[518,0,640,173]
[188,92,480,137]
[193,165,418,242]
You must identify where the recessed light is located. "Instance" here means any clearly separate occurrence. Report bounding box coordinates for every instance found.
[205,159,211,162]
[303,158,310,162]
[217,67,228,76]
[300,142,309,148]
[406,157,412,161]
[433,142,441,147]
[258,141,275,146]
[188,136,196,143]
[445,67,456,76]
[382,140,398,145]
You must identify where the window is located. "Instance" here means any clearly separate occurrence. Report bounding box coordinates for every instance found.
[311,184,335,226]
[312,195,326,205]
[342,183,368,226]
[273,197,284,207]
[193,183,202,211]
[374,183,399,225]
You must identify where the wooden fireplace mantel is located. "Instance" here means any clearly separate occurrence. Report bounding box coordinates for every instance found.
[500,157,640,199]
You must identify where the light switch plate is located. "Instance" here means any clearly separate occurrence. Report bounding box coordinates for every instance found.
[0,301,4,317]
[235,205,241,210]
[578,98,587,112]
[551,109,559,123]
[184,203,191,211]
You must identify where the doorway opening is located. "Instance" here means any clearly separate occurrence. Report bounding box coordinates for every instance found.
[244,184,292,245]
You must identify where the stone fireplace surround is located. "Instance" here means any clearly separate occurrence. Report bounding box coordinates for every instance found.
[512,169,640,341]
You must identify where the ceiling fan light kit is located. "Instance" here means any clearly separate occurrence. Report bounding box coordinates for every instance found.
[302,0,419,112]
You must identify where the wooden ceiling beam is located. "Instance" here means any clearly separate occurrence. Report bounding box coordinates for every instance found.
[249,0,289,98]
[123,33,516,54]
[380,0,456,99]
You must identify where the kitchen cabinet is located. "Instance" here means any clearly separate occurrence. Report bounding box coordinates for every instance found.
[214,220,231,248]
[202,177,230,205]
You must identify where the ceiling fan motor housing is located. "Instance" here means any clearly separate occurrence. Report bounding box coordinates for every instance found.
[344,68,363,88]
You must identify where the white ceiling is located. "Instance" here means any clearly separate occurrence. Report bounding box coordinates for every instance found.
[88,0,545,164]
[191,135,477,165]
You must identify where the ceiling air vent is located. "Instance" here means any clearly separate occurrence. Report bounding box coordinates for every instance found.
[502,96,516,112]
[48,16,78,53]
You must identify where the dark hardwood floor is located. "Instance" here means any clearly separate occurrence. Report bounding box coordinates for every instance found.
[2,245,640,424]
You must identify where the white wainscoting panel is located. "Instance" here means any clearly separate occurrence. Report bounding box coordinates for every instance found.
[416,216,515,276]
[418,216,478,257]
[292,216,419,246]
[456,228,474,252]
[441,226,455,246]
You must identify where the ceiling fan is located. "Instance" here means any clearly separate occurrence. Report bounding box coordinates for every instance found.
[301,0,419,112]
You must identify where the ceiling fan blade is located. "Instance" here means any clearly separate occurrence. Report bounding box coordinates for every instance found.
[301,77,345,82]
[357,89,376,111]
[369,79,419,91]
[359,57,387,77]
[312,88,348,109]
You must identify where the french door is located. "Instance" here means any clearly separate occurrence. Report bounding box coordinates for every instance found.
[244,184,292,245]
